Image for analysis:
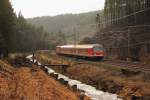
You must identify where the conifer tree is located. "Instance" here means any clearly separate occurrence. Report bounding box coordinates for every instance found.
[0,0,15,55]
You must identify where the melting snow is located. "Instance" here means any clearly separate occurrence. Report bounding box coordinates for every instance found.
[45,67,55,73]
[27,55,122,100]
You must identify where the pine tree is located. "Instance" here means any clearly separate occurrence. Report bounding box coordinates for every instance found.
[0,0,15,55]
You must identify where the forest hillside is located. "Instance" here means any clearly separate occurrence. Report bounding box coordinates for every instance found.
[0,0,61,56]
[27,11,101,43]
[89,0,150,61]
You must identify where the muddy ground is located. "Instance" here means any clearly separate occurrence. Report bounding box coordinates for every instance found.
[0,55,90,100]
[36,51,150,100]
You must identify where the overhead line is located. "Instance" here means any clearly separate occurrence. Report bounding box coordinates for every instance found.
[74,7,150,28]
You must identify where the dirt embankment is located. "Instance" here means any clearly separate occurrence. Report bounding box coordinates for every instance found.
[67,65,150,100]
[0,57,89,100]
[36,51,150,100]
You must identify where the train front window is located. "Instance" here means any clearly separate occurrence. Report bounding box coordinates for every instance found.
[93,46,103,52]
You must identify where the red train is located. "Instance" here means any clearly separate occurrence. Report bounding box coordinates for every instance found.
[56,44,104,60]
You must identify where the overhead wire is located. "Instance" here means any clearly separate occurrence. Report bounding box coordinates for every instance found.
[74,7,150,28]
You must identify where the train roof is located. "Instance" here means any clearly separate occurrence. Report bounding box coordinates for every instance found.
[57,44,102,49]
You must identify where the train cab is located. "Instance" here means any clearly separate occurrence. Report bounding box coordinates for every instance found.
[93,45,104,56]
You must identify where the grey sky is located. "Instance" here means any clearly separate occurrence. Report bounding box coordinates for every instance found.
[11,0,105,18]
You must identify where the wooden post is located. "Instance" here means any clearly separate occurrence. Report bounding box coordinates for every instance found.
[32,52,35,63]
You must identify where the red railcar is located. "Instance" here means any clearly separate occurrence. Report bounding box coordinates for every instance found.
[56,44,104,60]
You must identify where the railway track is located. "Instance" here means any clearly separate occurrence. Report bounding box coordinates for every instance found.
[58,55,150,74]
[103,60,150,72]
[36,51,150,74]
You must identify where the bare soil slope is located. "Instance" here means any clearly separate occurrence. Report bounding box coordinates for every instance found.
[0,60,80,100]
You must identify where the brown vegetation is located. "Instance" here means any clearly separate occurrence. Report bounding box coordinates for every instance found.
[67,65,150,100]
[36,51,150,100]
[0,58,84,100]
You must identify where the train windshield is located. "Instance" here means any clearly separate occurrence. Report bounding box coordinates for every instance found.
[93,46,103,52]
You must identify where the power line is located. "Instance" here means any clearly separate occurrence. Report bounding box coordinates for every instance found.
[106,40,150,49]
[103,7,150,25]
[74,7,150,28]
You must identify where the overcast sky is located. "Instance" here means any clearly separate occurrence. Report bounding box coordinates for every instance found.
[11,0,105,18]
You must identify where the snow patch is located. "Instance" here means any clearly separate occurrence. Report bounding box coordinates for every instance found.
[26,54,122,100]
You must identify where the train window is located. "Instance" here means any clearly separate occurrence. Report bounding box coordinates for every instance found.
[94,46,103,52]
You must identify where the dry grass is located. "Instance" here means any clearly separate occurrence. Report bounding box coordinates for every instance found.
[0,59,83,100]
[67,64,150,100]
[36,51,150,100]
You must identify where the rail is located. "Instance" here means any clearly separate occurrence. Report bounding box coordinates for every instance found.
[60,56,150,74]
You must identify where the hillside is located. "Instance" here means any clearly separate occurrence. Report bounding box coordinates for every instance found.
[91,0,150,61]
[27,11,101,43]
